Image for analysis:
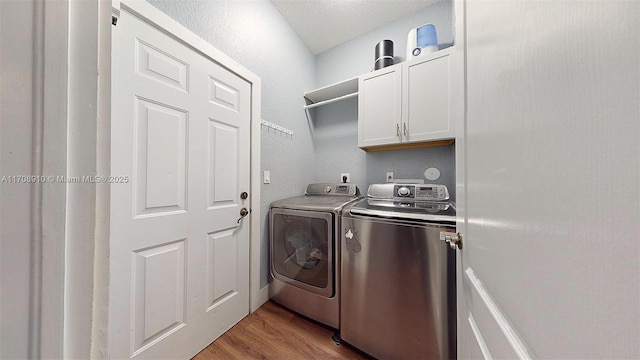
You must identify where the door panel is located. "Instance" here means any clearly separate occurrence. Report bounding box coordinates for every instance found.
[135,98,188,216]
[206,229,238,309]
[459,1,640,359]
[111,6,250,359]
[135,39,189,92]
[465,268,530,359]
[132,240,186,355]
[209,77,240,113]
[207,121,238,207]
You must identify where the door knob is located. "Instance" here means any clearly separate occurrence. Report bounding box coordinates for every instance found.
[240,191,248,200]
[237,207,249,223]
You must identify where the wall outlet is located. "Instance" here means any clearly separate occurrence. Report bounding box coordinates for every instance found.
[386,172,394,183]
[340,173,350,183]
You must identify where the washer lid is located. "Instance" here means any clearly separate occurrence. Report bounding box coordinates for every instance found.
[349,198,456,225]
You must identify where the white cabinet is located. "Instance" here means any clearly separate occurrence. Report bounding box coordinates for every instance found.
[403,50,455,142]
[357,64,402,148]
[358,48,457,150]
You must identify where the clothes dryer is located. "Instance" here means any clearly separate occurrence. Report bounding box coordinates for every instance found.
[269,183,361,329]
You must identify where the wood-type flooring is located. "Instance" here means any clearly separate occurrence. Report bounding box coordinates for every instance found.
[192,301,371,359]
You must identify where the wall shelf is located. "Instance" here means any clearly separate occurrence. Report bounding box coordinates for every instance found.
[303,77,358,122]
[304,92,357,110]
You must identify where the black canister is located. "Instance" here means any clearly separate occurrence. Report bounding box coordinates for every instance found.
[374,40,394,70]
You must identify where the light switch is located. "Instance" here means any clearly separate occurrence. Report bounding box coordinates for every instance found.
[263,171,270,184]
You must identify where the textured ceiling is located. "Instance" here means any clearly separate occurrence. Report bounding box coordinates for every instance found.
[270,0,440,55]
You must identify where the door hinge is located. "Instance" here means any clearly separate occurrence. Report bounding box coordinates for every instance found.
[441,231,463,250]
[112,0,121,25]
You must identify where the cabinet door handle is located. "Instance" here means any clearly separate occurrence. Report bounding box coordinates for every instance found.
[403,122,408,136]
[396,123,400,137]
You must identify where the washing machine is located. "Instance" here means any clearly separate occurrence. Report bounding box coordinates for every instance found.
[340,183,457,359]
[269,183,361,329]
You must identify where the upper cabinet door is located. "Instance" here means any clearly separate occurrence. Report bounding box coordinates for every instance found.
[358,49,458,151]
[403,50,455,143]
[358,64,402,148]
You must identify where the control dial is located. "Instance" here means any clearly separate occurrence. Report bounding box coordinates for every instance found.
[324,186,332,193]
[397,186,411,197]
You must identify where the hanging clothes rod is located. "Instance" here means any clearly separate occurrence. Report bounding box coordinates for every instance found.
[303,92,358,110]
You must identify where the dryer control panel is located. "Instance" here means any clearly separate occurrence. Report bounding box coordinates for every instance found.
[306,183,359,196]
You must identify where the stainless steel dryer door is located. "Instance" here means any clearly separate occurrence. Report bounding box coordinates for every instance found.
[270,208,334,297]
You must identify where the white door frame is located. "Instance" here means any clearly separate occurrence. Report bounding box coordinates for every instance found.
[453,0,467,358]
[11,1,70,358]
[19,0,108,358]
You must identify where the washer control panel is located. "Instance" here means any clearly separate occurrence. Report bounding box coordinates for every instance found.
[368,183,449,201]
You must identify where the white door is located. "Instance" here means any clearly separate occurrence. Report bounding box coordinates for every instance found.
[110,6,251,359]
[458,1,639,359]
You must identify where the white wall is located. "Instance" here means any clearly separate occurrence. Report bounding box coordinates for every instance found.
[316,0,453,87]
[0,1,35,358]
[147,0,317,287]
[312,0,457,197]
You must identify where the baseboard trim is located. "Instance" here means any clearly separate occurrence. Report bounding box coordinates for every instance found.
[252,284,270,312]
